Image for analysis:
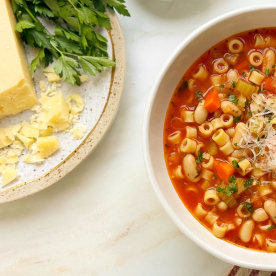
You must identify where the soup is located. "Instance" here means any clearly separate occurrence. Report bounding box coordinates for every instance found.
[164,28,276,252]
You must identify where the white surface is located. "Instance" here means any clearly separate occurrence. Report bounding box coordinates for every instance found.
[2,0,276,275]
[144,5,276,271]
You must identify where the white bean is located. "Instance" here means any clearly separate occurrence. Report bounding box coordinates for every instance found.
[183,154,200,182]
[264,200,276,223]
[252,208,269,222]
[221,101,241,117]
[239,219,254,243]
[194,102,208,124]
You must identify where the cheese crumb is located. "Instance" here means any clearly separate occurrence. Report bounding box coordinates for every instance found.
[70,124,87,139]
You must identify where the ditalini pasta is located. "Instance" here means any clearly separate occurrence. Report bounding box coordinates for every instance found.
[163,28,276,252]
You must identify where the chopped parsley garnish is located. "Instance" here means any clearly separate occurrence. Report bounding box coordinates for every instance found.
[267,225,276,230]
[220,84,225,88]
[234,143,238,147]
[232,160,239,169]
[217,187,226,194]
[244,178,253,188]
[229,175,236,184]
[249,65,257,72]
[227,184,238,196]
[234,115,241,123]
[258,89,267,93]
[232,81,236,88]
[243,202,254,213]
[196,151,203,163]
[265,68,270,77]
[195,91,203,101]
[228,94,239,105]
[245,98,250,108]
[242,71,246,76]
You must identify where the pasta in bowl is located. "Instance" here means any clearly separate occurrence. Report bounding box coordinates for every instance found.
[144,6,276,270]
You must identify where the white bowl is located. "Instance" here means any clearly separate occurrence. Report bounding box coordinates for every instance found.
[143,5,276,270]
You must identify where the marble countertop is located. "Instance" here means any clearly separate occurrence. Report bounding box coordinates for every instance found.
[2,0,276,275]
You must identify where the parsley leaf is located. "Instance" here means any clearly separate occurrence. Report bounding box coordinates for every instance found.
[220,84,224,88]
[12,0,129,85]
[267,225,276,230]
[232,160,239,169]
[195,91,203,101]
[249,65,257,72]
[265,68,270,77]
[217,186,226,194]
[244,178,253,188]
[227,184,237,196]
[229,175,236,184]
[228,94,239,105]
[243,202,254,213]
[232,81,236,88]
[234,116,241,123]
[196,151,203,163]
[245,98,250,108]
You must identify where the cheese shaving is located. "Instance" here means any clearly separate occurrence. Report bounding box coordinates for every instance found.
[238,93,276,172]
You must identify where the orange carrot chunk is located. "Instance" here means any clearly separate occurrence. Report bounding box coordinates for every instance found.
[204,89,221,113]
[263,77,276,93]
[214,161,235,184]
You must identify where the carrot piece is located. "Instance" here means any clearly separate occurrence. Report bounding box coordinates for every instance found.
[204,89,221,113]
[263,77,276,93]
[214,161,235,184]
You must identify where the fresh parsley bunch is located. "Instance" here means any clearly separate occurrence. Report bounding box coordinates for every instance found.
[11,0,130,85]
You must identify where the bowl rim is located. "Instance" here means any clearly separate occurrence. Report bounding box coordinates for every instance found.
[143,4,276,270]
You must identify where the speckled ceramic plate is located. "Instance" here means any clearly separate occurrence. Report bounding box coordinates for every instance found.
[0,12,125,203]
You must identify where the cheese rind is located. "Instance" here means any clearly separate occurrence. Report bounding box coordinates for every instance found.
[0,0,37,118]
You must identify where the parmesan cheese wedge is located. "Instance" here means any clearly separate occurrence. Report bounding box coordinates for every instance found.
[0,1,37,118]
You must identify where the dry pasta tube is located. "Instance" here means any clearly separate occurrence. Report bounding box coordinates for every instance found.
[193,65,208,80]
[202,155,214,169]
[225,127,235,137]
[220,114,233,128]
[248,70,265,85]
[262,49,276,74]
[212,222,228,238]
[238,159,251,175]
[201,169,214,181]
[255,34,265,48]
[228,38,243,53]
[180,138,197,153]
[201,180,211,190]
[249,51,263,67]
[188,79,196,91]
[167,131,181,144]
[212,129,229,147]
[237,204,251,218]
[213,58,229,74]
[181,110,194,123]
[220,140,234,155]
[253,234,264,247]
[232,122,247,148]
[227,69,239,82]
[172,165,184,179]
[211,118,223,131]
[185,126,197,138]
[205,211,218,225]
[210,74,226,86]
[199,122,214,137]
[266,239,276,252]
[204,189,220,206]
[195,203,207,218]
[224,53,239,65]
[259,185,272,197]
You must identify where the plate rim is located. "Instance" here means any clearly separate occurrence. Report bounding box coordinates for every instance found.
[0,12,125,203]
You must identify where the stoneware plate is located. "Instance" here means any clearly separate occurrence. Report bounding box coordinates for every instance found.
[144,5,276,271]
[0,12,125,203]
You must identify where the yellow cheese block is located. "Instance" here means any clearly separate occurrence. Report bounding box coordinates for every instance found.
[0,1,37,118]
[36,136,60,158]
